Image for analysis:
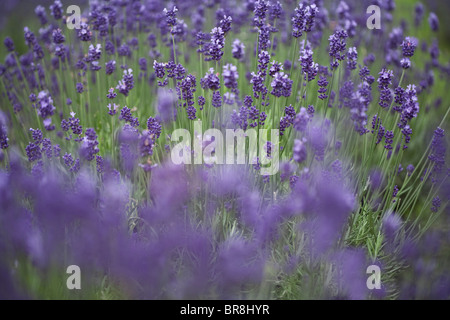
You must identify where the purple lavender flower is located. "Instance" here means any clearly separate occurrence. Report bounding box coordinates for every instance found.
[107,88,117,99]
[52,29,65,44]
[147,117,162,139]
[253,0,269,28]
[377,69,394,109]
[49,0,63,20]
[120,107,139,128]
[293,107,310,132]
[401,58,411,69]
[431,197,441,213]
[35,5,48,25]
[317,75,329,100]
[212,91,222,108]
[299,49,318,81]
[428,13,439,32]
[407,164,414,176]
[76,82,84,94]
[106,60,116,75]
[0,112,8,150]
[107,103,119,116]
[415,3,424,27]
[153,61,166,78]
[201,68,221,91]
[4,37,14,52]
[78,23,92,42]
[293,139,307,163]
[163,6,178,28]
[401,37,418,58]
[384,130,394,150]
[232,39,245,61]
[270,72,293,97]
[328,29,348,70]
[205,27,225,62]
[346,47,358,71]
[25,142,42,162]
[223,63,239,93]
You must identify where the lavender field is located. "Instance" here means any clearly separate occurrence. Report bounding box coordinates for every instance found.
[0,0,449,300]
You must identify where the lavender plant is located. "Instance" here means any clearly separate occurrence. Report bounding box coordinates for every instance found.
[0,0,449,300]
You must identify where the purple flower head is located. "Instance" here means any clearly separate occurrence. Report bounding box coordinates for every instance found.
[293,139,307,163]
[232,39,245,61]
[76,82,84,94]
[212,91,222,108]
[4,37,14,52]
[429,12,439,32]
[401,37,418,58]
[49,0,63,20]
[163,6,178,28]
[35,5,48,25]
[52,28,65,44]
[407,164,414,176]
[119,107,139,128]
[147,117,162,139]
[328,29,348,70]
[78,23,92,42]
[107,88,117,99]
[299,49,318,81]
[401,58,411,69]
[157,89,177,123]
[270,72,293,97]
[153,61,166,78]
[415,3,424,27]
[107,103,119,116]
[253,0,269,28]
[223,63,239,92]
[293,107,311,132]
[384,130,394,150]
[201,68,221,91]
[0,112,9,149]
[431,197,441,213]
[317,75,329,100]
[346,47,358,71]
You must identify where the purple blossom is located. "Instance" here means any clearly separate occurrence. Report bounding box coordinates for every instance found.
[232,39,245,61]
[428,13,439,32]
[401,37,418,58]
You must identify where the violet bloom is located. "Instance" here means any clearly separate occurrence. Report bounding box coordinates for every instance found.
[328,29,348,70]
[270,72,293,97]
[78,23,92,42]
[212,91,222,108]
[76,82,84,94]
[293,139,307,163]
[105,60,116,75]
[147,117,162,139]
[0,112,9,149]
[428,13,439,32]
[49,0,63,20]
[107,103,119,116]
[107,88,117,99]
[299,48,318,81]
[253,0,269,28]
[346,47,358,71]
[35,5,48,25]
[384,130,394,150]
[153,61,166,78]
[401,37,418,58]
[415,3,424,27]
[377,69,394,109]
[119,107,139,128]
[223,64,239,93]
[205,27,225,62]
[431,197,441,213]
[201,68,221,91]
[4,37,14,52]
[400,58,411,69]
[232,39,245,61]
[317,75,328,100]
[52,29,65,44]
